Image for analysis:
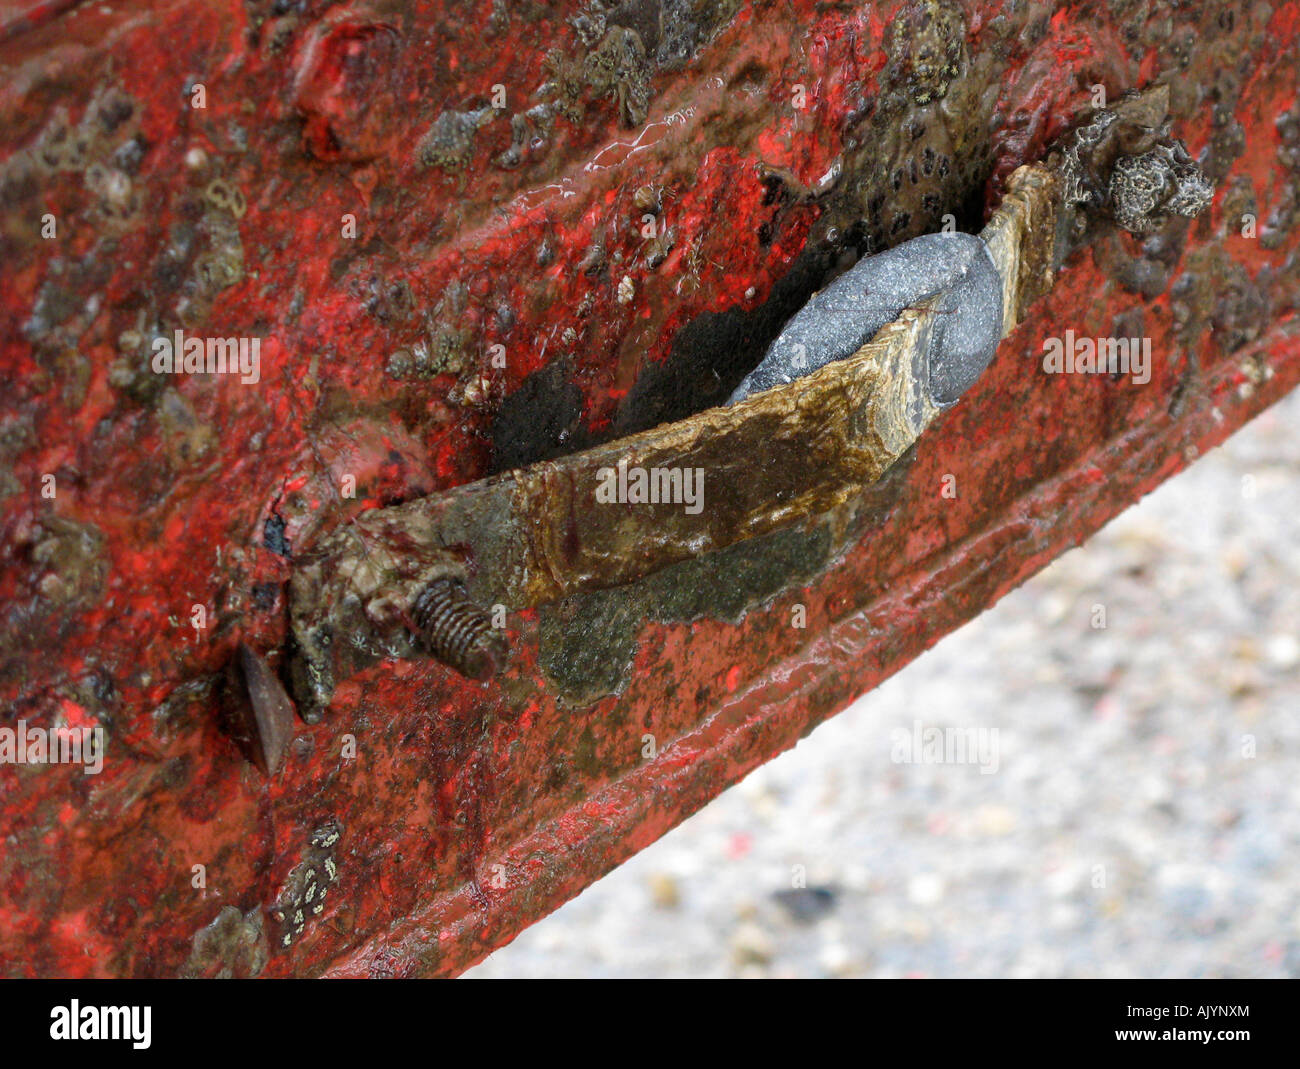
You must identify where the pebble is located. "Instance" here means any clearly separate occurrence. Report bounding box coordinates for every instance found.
[647,873,680,910]
[1265,633,1299,670]
[730,922,774,967]
[907,873,945,906]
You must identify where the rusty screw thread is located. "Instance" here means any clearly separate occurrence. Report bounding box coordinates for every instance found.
[411,578,506,681]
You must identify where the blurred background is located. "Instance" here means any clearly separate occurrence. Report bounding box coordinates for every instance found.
[468,389,1300,978]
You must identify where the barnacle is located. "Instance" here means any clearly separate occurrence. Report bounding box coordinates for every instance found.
[202,177,246,219]
[192,245,244,295]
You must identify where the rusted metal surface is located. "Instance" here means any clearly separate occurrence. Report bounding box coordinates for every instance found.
[0,1,1297,977]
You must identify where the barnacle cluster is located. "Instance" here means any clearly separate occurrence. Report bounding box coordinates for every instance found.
[270,819,343,948]
[418,106,495,171]
[1108,142,1214,234]
[6,87,145,236]
[837,0,976,253]
[583,25,652,127]
[1058,93,1214,235]
[883,0,966,107]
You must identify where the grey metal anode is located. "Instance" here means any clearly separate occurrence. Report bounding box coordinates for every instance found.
[728,231,1004,408]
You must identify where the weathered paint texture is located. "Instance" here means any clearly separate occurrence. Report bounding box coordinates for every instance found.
[0,1,1298,977]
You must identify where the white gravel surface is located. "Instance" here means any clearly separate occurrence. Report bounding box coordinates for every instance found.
[467,390,1300,978]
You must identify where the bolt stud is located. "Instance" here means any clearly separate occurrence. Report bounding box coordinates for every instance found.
[411,578,506,680]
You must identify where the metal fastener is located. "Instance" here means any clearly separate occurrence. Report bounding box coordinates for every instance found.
[411,577,507,681]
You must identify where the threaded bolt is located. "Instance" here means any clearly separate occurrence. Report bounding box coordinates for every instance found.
[411,577,506,681]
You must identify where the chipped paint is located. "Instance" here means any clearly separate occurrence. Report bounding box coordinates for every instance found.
[0,0,1297,978]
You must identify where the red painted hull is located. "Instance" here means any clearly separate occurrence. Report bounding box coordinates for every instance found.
[1,1,1297,976]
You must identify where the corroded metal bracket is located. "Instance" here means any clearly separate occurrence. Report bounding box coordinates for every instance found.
[289,163,1064,719]
[286,86,1209,720]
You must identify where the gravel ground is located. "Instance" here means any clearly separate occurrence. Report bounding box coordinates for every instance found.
[467,390,1300,978]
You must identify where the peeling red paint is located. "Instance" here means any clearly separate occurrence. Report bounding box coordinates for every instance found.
[0,1,1297,977]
